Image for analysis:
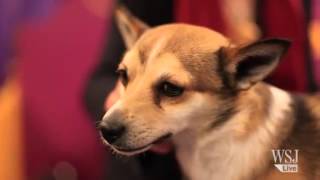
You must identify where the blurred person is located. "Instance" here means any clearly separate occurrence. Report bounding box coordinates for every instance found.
[1,0,115,180]
[310,0,320,86]
[0,72,23,180]
[0,1,58,179]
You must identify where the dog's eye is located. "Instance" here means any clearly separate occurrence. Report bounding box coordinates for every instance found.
[117,69,128,86]
[159,82,184,97]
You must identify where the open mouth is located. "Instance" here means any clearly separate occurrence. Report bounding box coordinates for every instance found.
[112,133,172,154]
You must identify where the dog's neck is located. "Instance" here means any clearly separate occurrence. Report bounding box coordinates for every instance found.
[173,83,295,180]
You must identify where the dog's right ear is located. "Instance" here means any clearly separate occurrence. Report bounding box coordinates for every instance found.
[115,5,150,49]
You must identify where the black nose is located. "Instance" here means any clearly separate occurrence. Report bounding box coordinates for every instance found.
[100,124,126,144]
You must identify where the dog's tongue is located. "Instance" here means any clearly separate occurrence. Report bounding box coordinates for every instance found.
[150,140,173,154]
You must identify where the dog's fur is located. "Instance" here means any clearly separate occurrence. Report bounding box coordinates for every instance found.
[99,6,320,180]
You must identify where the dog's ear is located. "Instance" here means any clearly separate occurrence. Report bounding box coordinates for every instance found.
[223,39,290,90]
[115,5,150,49]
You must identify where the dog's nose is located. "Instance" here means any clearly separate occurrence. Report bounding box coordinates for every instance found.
[100,123,126,144]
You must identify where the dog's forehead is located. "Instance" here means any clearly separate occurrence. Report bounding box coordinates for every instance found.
[122,24,229,90]
[121,24,230,91]
[136,24,229,64]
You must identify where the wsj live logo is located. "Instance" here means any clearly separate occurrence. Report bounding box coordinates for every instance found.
[272,149,299,173]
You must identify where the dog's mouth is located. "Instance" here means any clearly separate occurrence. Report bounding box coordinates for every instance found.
[111,133,172,155]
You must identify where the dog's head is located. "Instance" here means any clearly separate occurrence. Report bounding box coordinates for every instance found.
[99,6,290,155]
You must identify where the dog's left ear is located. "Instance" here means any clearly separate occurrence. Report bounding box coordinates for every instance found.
[115,5,150,49]
[223,39,291,90]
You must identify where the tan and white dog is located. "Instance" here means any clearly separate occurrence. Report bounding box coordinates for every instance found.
[98,6,320,180]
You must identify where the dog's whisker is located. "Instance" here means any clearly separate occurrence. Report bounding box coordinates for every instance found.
[95,121,102,128]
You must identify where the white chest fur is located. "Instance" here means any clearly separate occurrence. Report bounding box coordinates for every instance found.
[173,86,292,180]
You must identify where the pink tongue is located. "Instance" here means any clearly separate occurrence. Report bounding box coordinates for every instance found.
[149,140,173,154]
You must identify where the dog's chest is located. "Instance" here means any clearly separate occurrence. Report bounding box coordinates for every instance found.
[174,132,272,180]
[173,133,238,180]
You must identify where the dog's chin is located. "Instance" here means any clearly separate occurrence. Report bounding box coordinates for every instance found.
[111,144,153,156]
[103,133,172,156]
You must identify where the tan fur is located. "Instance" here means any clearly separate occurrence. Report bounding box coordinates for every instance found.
[99,7,320,180]
[134,24,232,92]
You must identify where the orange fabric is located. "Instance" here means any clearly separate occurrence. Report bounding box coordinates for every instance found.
[0,76,24,180]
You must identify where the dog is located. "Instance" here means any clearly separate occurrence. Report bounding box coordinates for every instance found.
[98,6,320,180]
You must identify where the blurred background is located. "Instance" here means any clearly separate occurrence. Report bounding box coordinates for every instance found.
[1,0,320,180]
